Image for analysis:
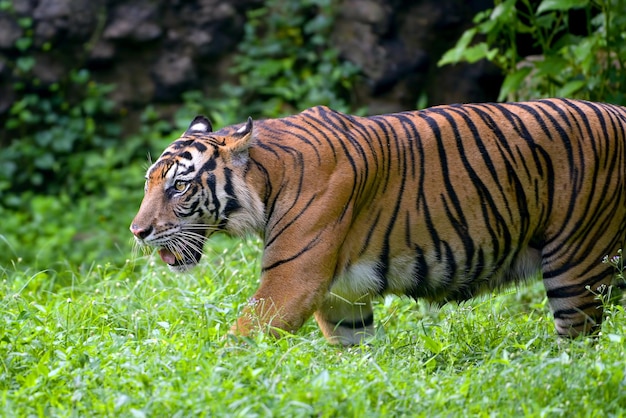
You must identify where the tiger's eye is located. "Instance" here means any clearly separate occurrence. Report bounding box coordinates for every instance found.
[174,180,187,192]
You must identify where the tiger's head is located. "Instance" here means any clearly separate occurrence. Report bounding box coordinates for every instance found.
[130,115,265,272]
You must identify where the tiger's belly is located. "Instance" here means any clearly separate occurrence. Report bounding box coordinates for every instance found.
[330,246,542,303]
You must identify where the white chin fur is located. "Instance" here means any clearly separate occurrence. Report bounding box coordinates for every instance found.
[168,262,198,273]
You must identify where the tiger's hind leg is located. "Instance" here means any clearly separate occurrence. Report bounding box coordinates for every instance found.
[542,260,615,337]
[314,294,375,345]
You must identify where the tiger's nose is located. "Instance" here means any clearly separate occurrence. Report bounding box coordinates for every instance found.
[130,224,153,240]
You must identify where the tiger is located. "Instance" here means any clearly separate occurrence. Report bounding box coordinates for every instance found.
[130,98,626,345]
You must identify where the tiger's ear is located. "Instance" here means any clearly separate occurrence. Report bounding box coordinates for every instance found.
[226,117,255,164]
[186,115,213,135]
[226,116,254,149]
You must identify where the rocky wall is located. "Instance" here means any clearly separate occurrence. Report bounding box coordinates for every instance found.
[0,0,500,128]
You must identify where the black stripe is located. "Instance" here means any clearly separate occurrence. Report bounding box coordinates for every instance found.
[358,209,382,257]
[407,245,429,299]
[178,163,195,176]
[264,119,323,164]
[179,151,193,160]
[299,111,339,162]
[265,194,317,248]
[546,284,590,299]
[262,231,323,272]
[371,119,409,293]
[192,141,207,153]
[200,156,217,172]
[172,139,194,149]
[553,301,602,320]
[317,108,368,219]
[205,173,219,217]
[221,167,242,215]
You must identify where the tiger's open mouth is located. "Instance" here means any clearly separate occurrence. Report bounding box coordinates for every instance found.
[157,246,204,272]
[157,230,208,272]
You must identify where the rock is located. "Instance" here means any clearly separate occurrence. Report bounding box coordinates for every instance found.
[152,52,197,101]
[103,59,156,107]
[103,1,162,42]
[0,14,21,49]
[89,39,116,62]
[33,0,102,43]
[340,0,392,34]
[31,51,67,84]
[334,0,498,111]
[0,0,499,125]
[175,0,246,57]
[12,0,37,15]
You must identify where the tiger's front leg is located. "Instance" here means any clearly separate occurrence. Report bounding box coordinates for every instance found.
[315,294,375,345]
[228,193,358,342]
[229,261,334,339]
[231,285,375,345]
[229,233,371,343]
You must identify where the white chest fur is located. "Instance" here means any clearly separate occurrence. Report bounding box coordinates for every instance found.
[330,257,420,302]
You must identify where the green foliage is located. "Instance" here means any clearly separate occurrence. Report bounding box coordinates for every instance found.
[222,0,359,120]
[3,253,626,415]
[0,167,144,271]
[0,7,158,208]
[170,0,360,130]
[439,0,626,103]
[607,249,625,285]
[1,72,125,203]
[0,0,359,208]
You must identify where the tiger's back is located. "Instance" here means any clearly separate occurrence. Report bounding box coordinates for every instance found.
[131,98,626,345]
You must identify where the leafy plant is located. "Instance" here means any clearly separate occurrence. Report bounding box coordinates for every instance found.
[602,249,625,304]
[439,0,626,103]
[0,6,133,207]
[229,0,360,118]
[171,0,361,130]
[172,89,245,134]
[2,71,124,201]
[167,0,361,136]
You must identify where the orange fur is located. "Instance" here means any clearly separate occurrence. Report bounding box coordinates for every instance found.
[131,99,626,344]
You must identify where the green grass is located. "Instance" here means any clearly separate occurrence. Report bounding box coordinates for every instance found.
[2,187,626,417]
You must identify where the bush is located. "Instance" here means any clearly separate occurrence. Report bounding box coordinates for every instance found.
[181,0,360,123]
[0,0,360,209]
[439,0,626,104]
[0,4,132,207]
[237,0,359,116]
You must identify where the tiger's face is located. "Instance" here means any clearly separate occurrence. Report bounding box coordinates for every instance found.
[130,116,265,272]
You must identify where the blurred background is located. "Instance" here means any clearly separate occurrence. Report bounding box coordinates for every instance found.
[1,0,624,279]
